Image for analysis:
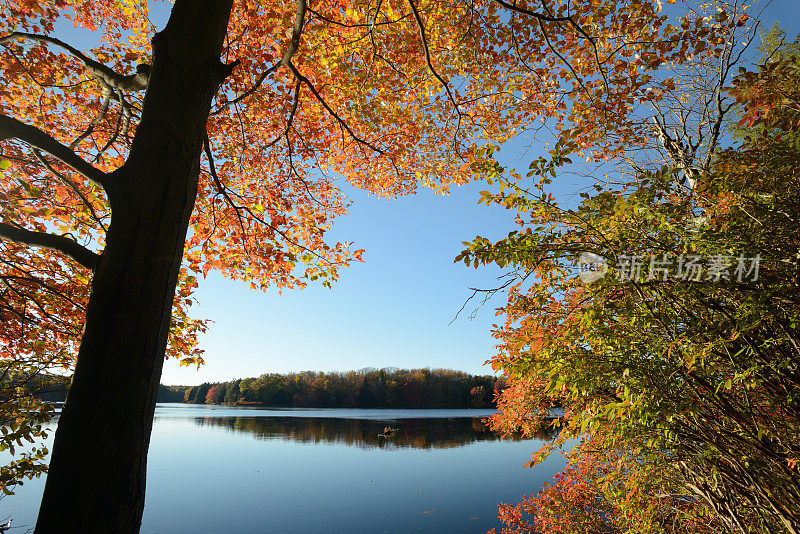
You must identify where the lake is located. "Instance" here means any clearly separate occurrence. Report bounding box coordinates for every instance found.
[1,405,566,533]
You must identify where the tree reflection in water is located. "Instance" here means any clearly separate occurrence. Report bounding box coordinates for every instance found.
[193,416,559,450]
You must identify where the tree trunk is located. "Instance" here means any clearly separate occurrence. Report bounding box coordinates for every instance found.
[35,2,233,532]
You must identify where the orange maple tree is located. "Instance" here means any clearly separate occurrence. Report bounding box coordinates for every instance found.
[0,0,735,531]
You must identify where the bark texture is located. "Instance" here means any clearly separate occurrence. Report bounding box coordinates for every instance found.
[34,2,233,532]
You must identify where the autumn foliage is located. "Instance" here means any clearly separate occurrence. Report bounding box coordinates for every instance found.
[469,23,800,534]
[0,0,781,530]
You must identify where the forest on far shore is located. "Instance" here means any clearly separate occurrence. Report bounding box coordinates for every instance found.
[157,368,503,409]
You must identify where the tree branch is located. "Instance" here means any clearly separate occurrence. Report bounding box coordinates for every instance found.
[282,0,307,66]
[0,32,149,92]
[288,63,384,156]
[203,133,343,269]
[406,0,464,116]
[491,0,608,91]
[31,149,108,231]
[261,79,302,150]
[212,0,305,114]
[489,0,574,22]
[0,223,100,270]
[0,114,107,188]
[211,62,280,114]
[70,94,111,150]
[289,62,384,155]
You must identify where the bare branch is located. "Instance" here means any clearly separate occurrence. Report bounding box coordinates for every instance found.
[0,223,99,270]
[450,271,530,323]
[0,114,107,188]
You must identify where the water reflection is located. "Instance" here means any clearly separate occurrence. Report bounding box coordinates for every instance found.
[2,407,568,534]
[193,415,559,449]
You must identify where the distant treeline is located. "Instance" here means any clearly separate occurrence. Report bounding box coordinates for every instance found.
[14,368,504,409]
[0,373,70,402]
[158,368,505,408]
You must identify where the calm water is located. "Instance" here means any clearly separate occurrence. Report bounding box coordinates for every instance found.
[1,405,566,533]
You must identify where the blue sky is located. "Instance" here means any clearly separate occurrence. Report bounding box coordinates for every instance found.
[164,152,572,385]
[50,0,800,385]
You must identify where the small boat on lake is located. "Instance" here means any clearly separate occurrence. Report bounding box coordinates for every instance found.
[378,426,398,438]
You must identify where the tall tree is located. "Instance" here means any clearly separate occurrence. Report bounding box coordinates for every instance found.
[0,0,733,531]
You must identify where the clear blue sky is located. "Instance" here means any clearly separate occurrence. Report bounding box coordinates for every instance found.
[165,163,563,385]
[53,0,800,385]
